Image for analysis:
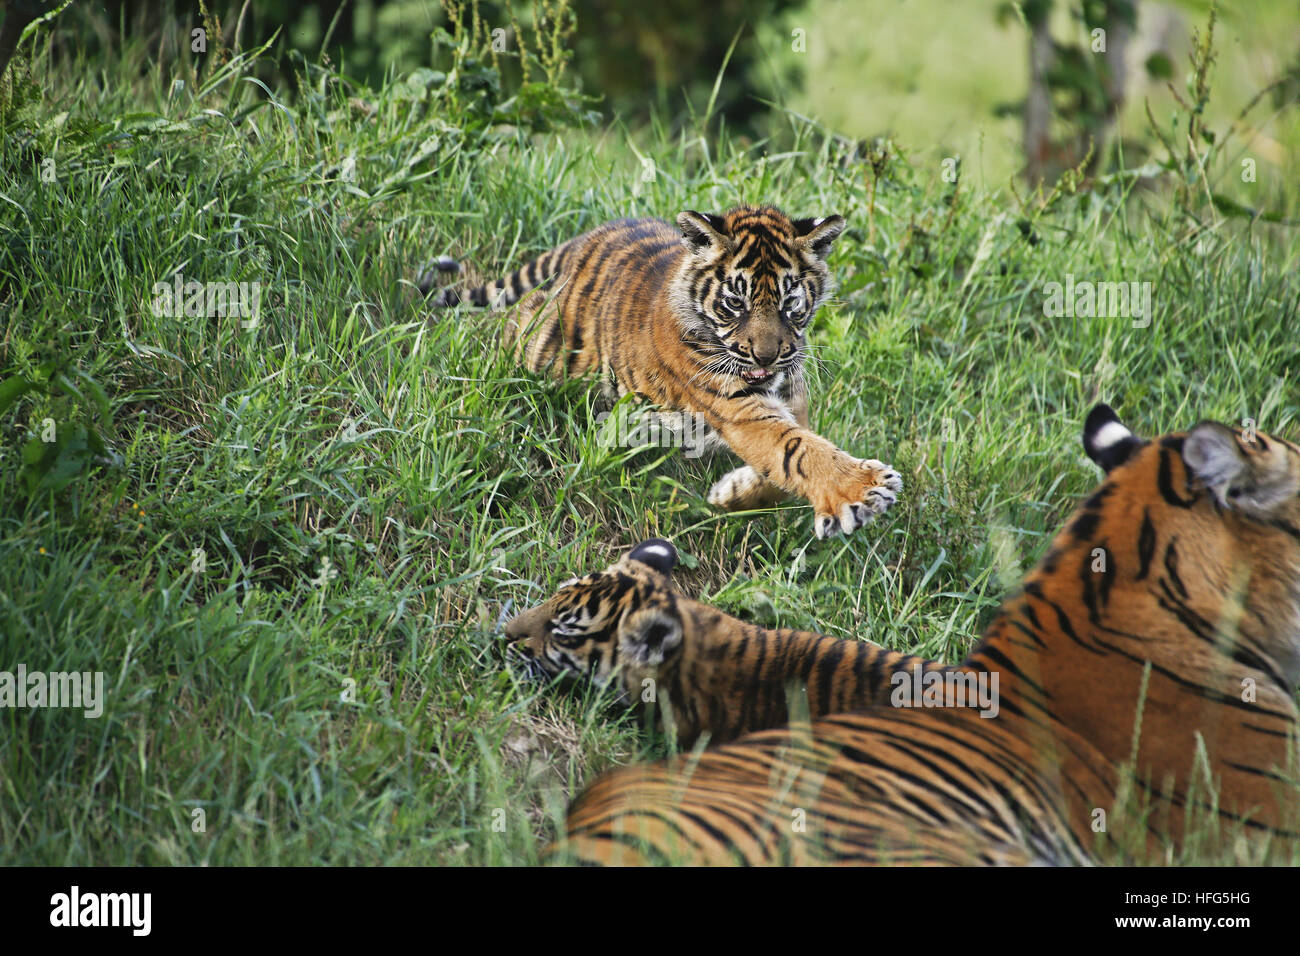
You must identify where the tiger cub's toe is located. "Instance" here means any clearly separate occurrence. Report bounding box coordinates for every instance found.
[812,459,902,538]
[862,459,904,494]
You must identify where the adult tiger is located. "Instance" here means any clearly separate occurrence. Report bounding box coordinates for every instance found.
[504,539,955,748]
[547,405,1300,864]
[422,205,902,538]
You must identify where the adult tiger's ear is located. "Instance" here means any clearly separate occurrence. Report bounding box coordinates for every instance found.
[792,214,847,256]
[627,538,678,576]
[1084,403,1144,473]
[1183,421,1300,513]
[677,211,729,254]
[617,607,683,668]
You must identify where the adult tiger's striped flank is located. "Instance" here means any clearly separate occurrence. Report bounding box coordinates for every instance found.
[421,205,902,539]
[549,405,1300,865]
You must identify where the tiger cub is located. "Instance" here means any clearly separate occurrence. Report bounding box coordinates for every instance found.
[548,405,1300,865]
[504,538,953,748]
[423,205,902,538]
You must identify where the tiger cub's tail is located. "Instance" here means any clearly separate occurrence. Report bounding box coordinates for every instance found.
[421,238,577,309]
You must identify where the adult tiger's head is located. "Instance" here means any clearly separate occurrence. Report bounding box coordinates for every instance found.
[503,540,684,701]
[668,204,845,385]
[1072,403,1300,688]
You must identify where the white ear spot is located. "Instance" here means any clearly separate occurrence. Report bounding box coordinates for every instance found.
[1091,420,1133,451]
[813,217,825,227]
[639,544,671,561]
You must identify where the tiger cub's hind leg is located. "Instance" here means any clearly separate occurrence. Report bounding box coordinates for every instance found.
[502,288,567,375]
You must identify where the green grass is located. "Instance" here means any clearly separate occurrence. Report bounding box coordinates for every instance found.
[1,14,1298,866]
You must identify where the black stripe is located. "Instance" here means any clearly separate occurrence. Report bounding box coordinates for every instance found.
[1070,510,1101,540]
[565,313,585,374]
[814,639,848,709]
[1162,538,1187,599]
[1079,555,1101,624]
[1135,510,1156,580]
[782,436,802,477]
[676,809,743,858]
[1096,538,1115,607]
[566,831,671,866]
[569,240,607,306]
[1010,620,1047,648]
[970,643,1052,696]
[1157,447,1197,507]
[1269,518,1300,543]
[531,319,562,368]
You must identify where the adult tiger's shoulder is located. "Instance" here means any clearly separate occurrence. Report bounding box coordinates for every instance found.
[422,206,902,539]
[504,538,953,748]
[548,404,1300,865]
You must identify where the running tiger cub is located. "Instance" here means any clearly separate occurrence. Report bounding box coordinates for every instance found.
[548,405,1300,865]
[422,205,902,538]
[504,539,953,748]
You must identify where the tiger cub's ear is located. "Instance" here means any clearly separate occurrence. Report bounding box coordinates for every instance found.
[677,211,730,254]
[627,539,678,576]
[1084,403,1144,473]
[1183,421,1300,514]
[792,215,847,256]
[617,607,683,668]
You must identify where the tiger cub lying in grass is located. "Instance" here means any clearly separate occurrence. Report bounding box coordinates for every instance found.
[505,539,953,748]
[423,205,902,539]
[535,405,1300,865]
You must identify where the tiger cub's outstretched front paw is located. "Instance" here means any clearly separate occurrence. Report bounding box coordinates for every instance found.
[812,459,903,539]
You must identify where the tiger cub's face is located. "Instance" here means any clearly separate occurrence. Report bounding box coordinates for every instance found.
[1081,404,1300,686]
[503,540,684,702]
[670,205,846,386]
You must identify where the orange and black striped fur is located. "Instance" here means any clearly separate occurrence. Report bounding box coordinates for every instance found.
[505,539,950,748]
[548,405,1300,864]
[423,206,902,538]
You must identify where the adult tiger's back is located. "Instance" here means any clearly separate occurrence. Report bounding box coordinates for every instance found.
[551,405,1300,865]
[422,206,903,539]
